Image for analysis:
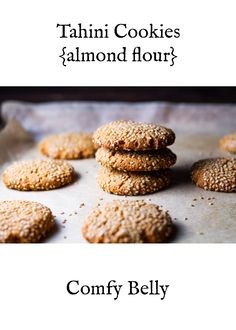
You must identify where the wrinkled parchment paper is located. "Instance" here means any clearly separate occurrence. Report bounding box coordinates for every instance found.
[0,101,236,243]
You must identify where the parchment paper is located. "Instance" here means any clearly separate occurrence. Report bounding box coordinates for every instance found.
[0,101,236,243]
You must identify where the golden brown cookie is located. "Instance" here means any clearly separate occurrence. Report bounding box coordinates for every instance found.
[96,167,171,195]
[191,158,236,192]
[3,159,75,191]
[0,200,55,243]
[96,147,176,172]
[82,200,173,243]
[93,120,175,151]
[219,132,236,154]
[39,132,97,159]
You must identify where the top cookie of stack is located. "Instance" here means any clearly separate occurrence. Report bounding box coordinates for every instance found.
[94,120,175,151]
[94,120,176,195]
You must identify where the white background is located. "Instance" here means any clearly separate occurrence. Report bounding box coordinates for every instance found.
[0,0,236,329]
[1,245,235,330]
[0,0,236,85]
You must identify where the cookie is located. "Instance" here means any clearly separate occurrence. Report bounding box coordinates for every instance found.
[39,132,97,159]
[219,132,236,154]
[191,158,236,192]
[93,120,175,151]
[0,200,55,243]
[96,147,176,172]
[3,159,75,191]
[96,167,171,195]
[82,200,173,243]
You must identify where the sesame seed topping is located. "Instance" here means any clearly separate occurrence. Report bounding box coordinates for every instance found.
[191,158,236,193]
[3,159,75,191]
[0,200,55,243]
[93,120,175,151]
[96,147,177,172]
[39,132,97,159]
[96,167,171,196]
[82,200,173,243]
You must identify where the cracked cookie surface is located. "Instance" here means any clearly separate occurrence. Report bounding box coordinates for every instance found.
[3,159,75,191]
[0,200,55,243]
[82,200,173,243]
[96,167,171,195]
[96,147,176,172]
[191,158,236,192]
[93,120,175,151]
[39,132,97,159]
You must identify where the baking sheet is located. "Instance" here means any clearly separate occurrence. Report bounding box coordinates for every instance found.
[0,101,236,243]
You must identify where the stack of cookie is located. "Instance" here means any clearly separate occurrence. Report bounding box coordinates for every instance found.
[93,120,177,195]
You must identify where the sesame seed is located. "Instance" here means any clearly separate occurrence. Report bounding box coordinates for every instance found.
[0,201,55,243]
[3,159,75,191]
[82,200,173,243]
[96,167,171,196]
[39,132,96,160]
[93,120,175,151]
[192,158,236,193]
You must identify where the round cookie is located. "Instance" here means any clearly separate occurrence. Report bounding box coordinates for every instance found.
[93,120,175,151]
[219,132,236,154]
[82,200,173,243]
[3,159,75,191]
[0,200,55,243]
[96,167,171,195]
[191,158,236,192]
[96,147,177,172]
[39,132,97,159]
